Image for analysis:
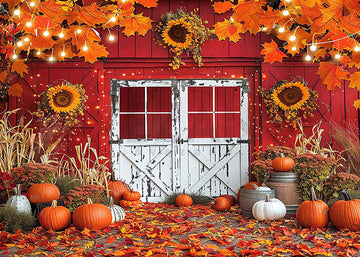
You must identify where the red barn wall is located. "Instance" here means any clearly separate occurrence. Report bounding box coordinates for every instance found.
[9,0,359,164]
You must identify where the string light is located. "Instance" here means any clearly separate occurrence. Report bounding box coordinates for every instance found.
[43,30,49,37]
[310,43,317,51]
[282,10,289,16]
[14,9,20,16]
[29,1,36,7]
[48,48,55,62]
[230,17,234,22]
[355,45,360,52]
[59,28,64,38]
[262,27,267,31]
[16,40,23,47]
[335,53,341,59]
[109,34,115,41]
[12,50,17,59]
[278,19,292,33]
[24,37,29,43]
[26,21,32,27]
[109,16,116,22]
[83,41,88,51]
[77,28,82,34]
[289,27,299,41]
[291,46,297,51]
[61,44,66,57]
[305,54,311,61]
[285,0,291,2]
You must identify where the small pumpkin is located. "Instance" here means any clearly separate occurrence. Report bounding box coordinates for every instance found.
[73,198,112,230]
[39,200,71,231]
[252,194,286,221]
[120,199,142,208]
[6,184,32,214]
[108,196,126,223]
[252,184,271,191]
[27,182,60,203]
[271,154,295,172]
[329,190,360,231]
[296,187,328,228]
[175,191,193,207]
[220,195,236,206]
[108,180,129,203]
[213,196,232,211]
[123,190,141,201]
[243,182,261,190]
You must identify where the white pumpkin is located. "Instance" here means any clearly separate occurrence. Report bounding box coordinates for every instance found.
[252,194,286,221]
[252,184,271,191]
[6,184,32,214]
[108,196,126,223]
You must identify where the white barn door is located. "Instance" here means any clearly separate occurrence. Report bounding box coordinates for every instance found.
[110,79,249,202]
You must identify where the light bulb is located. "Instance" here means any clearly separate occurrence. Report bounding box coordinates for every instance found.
[291,46,297,51]
[49,56,55,62]
[43,30,50,37]
[310,44,317,51]
[285,0,291,2]
[305,55,311,61]
[14,9,20,16]
[26,21,32,27]
[77,28,82,34]
[262,27,267,31]
[289,35,296,41]
[16,41,23,47]
[230,17,234,22]
[355,46,360,52]
[61,51,66,57]
[278,27,285,33]
[59,32,64,38]
[109,35,115,41]
[83,44,88,51]
[24,37,29,42]
[36,50,41,55]
[283,10,289,16]
[335,53,341,59]
[12,53,17,59]
[29,1,35,7]
[110,16,116,22]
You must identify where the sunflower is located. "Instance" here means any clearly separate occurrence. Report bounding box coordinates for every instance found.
[162,19,192,49]
[261,79,318,129]
[47,83,81,114]
[272,81,310,111]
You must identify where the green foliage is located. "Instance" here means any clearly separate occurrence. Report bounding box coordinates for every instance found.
[63,184,107,212]
[0,205,36,233]
[55,176,81,196]
[323,172,360,203]
[165,193,212,205]
[11,163,57,191]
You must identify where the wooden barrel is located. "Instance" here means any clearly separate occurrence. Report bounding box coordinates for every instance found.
[267,172,302,215]
[238,188,275,217]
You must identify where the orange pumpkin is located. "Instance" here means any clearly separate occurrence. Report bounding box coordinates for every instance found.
[120,199,142,208]
[329,190,360,231]
[108,181,129,203]
[242,182,261,190]
[123,190,141,201]
[272,155,295,172]
[296,187,328,228]
[213,196,232,211]
[73,198,112,230]
[175,192,193,207]
[220,194,236,205]
[39,200,71,231]
[27,182,60,203]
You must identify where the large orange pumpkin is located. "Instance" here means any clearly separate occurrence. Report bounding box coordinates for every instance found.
[123,190,141,201]
[296,187,328,228]
[175,192,193,207]
[271,155,295,172]
[220,195,236,206]
[329,190,360,231]
[27,182,60,203]
[39,200,71,231]
[213,196,232,211]
[72,198,112,230]
[108,181,129,203]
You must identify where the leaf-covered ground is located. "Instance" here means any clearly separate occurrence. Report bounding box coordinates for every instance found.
[1,202,360,256]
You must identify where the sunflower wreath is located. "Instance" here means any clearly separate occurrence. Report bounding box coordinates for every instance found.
[260,79,318,129]
[37,82,87,126]
[155,9,214,70]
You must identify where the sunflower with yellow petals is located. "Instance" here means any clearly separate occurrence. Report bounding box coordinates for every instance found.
[261,79,318,128]
[155,9,214,70]
[38,82,87,126]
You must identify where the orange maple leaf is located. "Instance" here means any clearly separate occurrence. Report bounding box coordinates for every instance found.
[106,235,115,244]
[349,72,360,90]
[317,62,349,90]
[38,0,68,24]
[73,4,109,27]
[232,1,262,34]
[319,0,344,22]
[261,40,287,64]
[213,1,234,14]
[11,60,28,77]
[353,99,360,109]
[8,83,23,97]
[136,0,158,8]
[78,41,109,63]
[119,13,152,37]
[0,71,7,83]
[214,19,243,43]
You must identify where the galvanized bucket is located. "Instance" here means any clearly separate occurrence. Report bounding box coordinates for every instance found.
[239,187,275,217]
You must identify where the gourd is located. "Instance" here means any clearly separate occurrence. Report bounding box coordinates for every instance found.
[271,154,295,172]
[6,184,32,214]
[175,191,193,207]
[120,189,142,208]
[108,196,126,223]
[252,184,271,191]
[38,200,71,231]
[213,196,232,211]
[296,187,328,228]
[329,190,360,231]
[108,180,129,203]
[220,195,236,206]
[27,182,60,203]
[73,198,112,230]
[252,194,286,221]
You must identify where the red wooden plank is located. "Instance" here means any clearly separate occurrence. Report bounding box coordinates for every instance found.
[229,33,261,58]
[152,0,170,58]
[120,114,145,139]
[120,87,145,112]
[135,6,152,58]
[148,114,171,138]
[188,113,212,138]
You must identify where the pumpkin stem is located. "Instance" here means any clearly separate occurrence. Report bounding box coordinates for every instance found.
[341,190,352,201]
[265,194,270,202]
[86,198,93,205]
[14,184,21,196]
[51,200,58,208]
[109,196,114,207]
[280,153,285,158]
[183,189,186,194]
[310,187,318,201]
[252,184,259,190]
